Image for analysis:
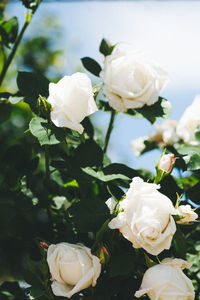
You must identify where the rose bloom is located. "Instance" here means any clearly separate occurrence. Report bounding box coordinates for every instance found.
[158,153,175,173]
[135,258,195,300]
[177,95,200,144]
[131,120,178,157]
[108,177,176,255]
[100,50,169,112]
[47,243,101,298]
[176,205,198,224]
[130,136,148,156]
[48,72,98,134]
[153,120,179,145]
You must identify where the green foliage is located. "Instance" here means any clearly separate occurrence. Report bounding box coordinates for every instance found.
[29,117,65,146]
[175,144,200,170]
[81,57,102,77]
[127,97,172,124]
[0,16,18,47]
[0,2,200,300]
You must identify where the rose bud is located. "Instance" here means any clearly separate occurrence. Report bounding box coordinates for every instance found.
[158,153,175,173]
[40,241,49,252]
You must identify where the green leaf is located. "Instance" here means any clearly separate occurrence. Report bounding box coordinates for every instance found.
[82,167,130,182]
[107,183,125,201]
[0,16,18,47]
[0,102,11,123]
[69,197,109,233]
[103,163,139,179]
[99,38,115,56]
[108,252,136,277]
[175,144,200,170]
[173,227,187,258]
[29,117,65,146]
[17,72,49,98]
[186,182,200,205]
[20,0,38,9]
[81,57,102,77]
[127,98,172,124]
[74,139,103,167]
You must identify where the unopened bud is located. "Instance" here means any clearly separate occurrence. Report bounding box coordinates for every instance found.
[158,153,175,173]
[40,241,49,251]
[98,245,110,264]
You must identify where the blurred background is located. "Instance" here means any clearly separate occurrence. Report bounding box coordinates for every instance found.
[4,0,200,172]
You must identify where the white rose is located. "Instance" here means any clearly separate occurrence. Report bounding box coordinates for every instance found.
[176,205,198,224]
[135,258,195,300]
[47,242,101,298]
[100,50,169,112]
[48,72,98,134]
[153,120,179,145]
[130,136,148,156]
[158,153,175,173]
[108,177,176,255]
[176,95,200,144]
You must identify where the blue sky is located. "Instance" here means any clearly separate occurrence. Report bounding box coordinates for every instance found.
[6,1,200,172]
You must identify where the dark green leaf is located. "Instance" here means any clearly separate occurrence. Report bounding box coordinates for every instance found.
[74,139,103,167]
[173,227,187,258]
[69,198,109,233]
[0,102,11,123]
[81,57,102,77]
[107,183,125,201]
[29,117,65,146]
[186,182,200,205]
[127,98,172,124]
[81,117,94,138]
[17,72,49,98]
[103,163,139,179]
[108,252,136,277]
[20,0,38,9]
[0,16,18,46]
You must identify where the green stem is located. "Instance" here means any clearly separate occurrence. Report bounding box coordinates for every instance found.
[0,2,42,87]
[103,109,116,154]
[44,146,53,228]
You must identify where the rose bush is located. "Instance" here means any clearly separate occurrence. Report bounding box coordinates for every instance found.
[135,258,195,300]
[108,177,177,255]
[100,50,169,112]
[48,72,98,134]
[0,3,200,298]
[47,243,101,298]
